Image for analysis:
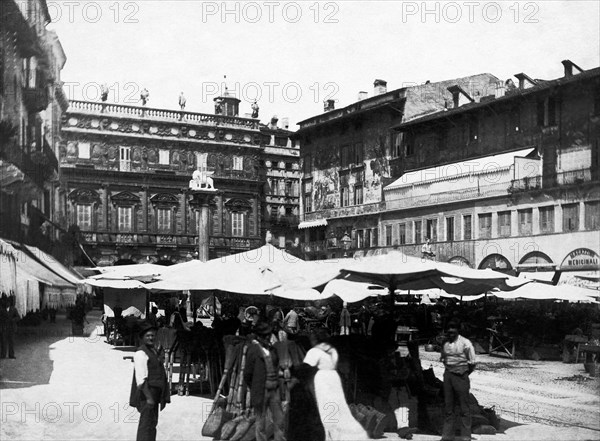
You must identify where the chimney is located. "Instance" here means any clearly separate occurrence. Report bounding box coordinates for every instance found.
[269,115,279,130]
[358,91,368,101]
[324,99,335,112]
[374,79,387,95]
[280,117,289,130]
[561,60,584,78]
[514,73,538,90]
[447,85,474,109]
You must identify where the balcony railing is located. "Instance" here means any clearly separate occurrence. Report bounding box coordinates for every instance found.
[80,232,261,250]
[385,180,512,211]
[555,168,592,186]
[301,240,328,253]
[267,215,300,226]
[303,201,384,222]
[509,176,542,192]
[0,143,54,188]
[68,100,261,130]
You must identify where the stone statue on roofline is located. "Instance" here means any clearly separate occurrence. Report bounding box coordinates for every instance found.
[100,84,109,102]
[251,100,259,119]
[214,98,223,115]
[179,92,186,110]
[140,88,150,106]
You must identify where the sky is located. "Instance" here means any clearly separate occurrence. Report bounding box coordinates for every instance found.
[48,0,600,128]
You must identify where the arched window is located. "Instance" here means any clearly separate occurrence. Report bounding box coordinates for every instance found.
[479,254,512,273]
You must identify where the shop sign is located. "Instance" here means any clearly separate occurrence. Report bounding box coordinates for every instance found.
[560,248,600,271]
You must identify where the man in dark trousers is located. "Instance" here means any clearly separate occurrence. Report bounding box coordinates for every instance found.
[440,320,476,441]
[244,321,285,441]
[130,322,170,441]
[0,296,20,359]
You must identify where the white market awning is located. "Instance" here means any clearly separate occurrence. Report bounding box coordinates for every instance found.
[298,219,328,229]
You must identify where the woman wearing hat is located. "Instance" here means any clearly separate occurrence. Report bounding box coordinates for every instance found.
[129,322,170,441]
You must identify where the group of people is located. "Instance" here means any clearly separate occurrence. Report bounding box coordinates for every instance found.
[127,296,478,441]
[129,315,374,441]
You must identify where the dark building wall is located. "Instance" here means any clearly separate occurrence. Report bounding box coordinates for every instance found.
[60,102,268,264]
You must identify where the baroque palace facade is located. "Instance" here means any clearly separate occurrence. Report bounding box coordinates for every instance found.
[60,95,299,266]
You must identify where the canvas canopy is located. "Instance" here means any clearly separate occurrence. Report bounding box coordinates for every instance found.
[492,283,598,303]
[330,251,525,296]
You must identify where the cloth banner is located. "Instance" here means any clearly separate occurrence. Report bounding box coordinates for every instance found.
[43,287,77,309]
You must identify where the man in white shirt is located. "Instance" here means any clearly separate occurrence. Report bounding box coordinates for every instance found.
[283,308,299,334]
[440,320,476,441]
[129,323,169,441]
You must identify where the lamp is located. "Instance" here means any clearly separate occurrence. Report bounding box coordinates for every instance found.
[340,232,352,257]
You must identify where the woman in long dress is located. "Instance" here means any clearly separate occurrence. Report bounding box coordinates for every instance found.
[303,328,369,441]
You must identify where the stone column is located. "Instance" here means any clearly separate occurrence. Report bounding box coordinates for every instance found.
[253,195,259,236]
[141,187,148,232]
[192,192,214,262]
[102,185,109,231]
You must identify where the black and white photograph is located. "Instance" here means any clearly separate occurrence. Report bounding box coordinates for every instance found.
[0,1,599,440]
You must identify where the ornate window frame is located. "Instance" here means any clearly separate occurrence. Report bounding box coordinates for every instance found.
[111,191,141,233]
[150,193,179,234]
[68,189,100,230]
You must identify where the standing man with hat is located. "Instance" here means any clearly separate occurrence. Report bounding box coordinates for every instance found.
[244,321,285,441]
[130,322,170,441]
[440,320,476,441]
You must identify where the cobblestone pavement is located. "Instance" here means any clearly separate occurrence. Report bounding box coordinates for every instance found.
[0,311,598,440]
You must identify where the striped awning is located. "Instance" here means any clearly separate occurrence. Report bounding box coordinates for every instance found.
[298,219,328,229]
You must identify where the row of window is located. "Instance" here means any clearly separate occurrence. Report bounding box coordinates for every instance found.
[76,205,248,237]
[77,145,245,171]
[263,160,297,170]
[380,202,600,246]
[268,179,300,197]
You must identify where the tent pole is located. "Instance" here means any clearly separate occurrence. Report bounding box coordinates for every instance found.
[145,290,149,318]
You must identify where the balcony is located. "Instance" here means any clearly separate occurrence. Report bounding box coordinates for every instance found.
[79,232,262,251]
[23,85,49,112]
[509,176,542,192]
[0,143,55,188]
[385,181,511,211]
[35,136,58,172]
[267,215,300,226]
[301,240,328,253]
[209,236,263,250]
[303,201,384,222]
[68,100,261,130]
[214,169,261,182]
[555,168,592,186]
